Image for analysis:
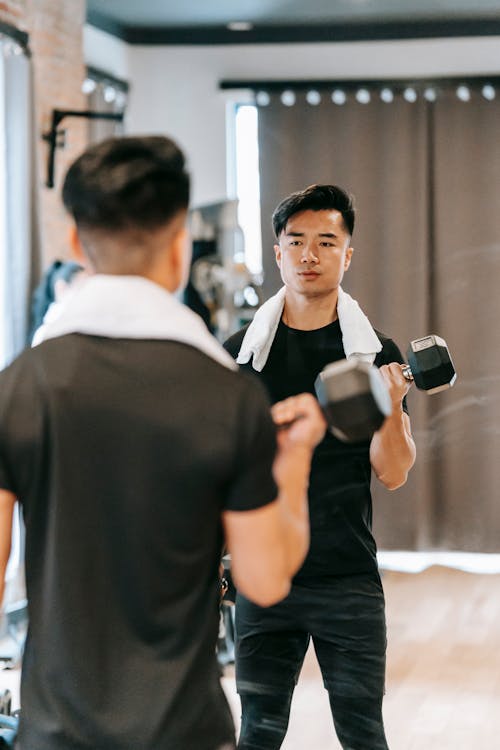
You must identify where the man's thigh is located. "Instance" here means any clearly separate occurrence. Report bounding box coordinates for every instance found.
[308,572,387,699]
[235,594,310,695]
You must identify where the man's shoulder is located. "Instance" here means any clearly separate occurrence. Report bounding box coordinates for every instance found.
[373,329,405,364]
[223,323,250,359]
[0,346,38,383]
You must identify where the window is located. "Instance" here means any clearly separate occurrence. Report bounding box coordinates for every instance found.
[233,103,262,275]
[0,27,38,368]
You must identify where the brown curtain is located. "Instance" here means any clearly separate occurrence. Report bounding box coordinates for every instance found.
[257,85,500,550]
[428,91,500,550]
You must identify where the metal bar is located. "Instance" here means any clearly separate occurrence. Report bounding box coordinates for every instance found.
[219,75,500,92]
[44,109,125,188]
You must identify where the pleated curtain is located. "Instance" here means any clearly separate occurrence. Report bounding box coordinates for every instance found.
[257,85,500,551]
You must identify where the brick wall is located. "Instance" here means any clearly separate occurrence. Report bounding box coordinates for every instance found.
[1,0,86,263]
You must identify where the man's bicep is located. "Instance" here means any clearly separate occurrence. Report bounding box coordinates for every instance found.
[224,379,278,514]
[0,490,16,555]
[223,501,280,554]
[222,501,289,605]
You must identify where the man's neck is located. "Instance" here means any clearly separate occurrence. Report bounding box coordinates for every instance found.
[282,289,339,331]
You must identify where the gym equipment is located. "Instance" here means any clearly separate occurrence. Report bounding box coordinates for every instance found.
[315,359,392,443]
[0,694,10,718]
[186,202,262,342]
[315,334,456,442]
[217,557,236,669]
[0,715,17,748]
[402,335,457,394]
[0,692,17,749]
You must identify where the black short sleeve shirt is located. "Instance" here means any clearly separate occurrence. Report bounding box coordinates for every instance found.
[0,335,278,750]
[225,319,408,580]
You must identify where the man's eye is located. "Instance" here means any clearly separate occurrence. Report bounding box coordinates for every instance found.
[289,241,301,246]
[320,242,334,247]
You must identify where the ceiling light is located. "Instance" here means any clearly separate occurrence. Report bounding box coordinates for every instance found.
[331,89,346,105]
[306,90,321,106]
[456,85,470,102]
[424,87,437,102]
[281,90,296,107]
[403,87,417,103]
[104,86,116,103]
[482,84,496,101]
[356,88,371,104]
[227,21,253,31]
[256,91,270,107]
[380,88,393,103]
[82,78,96,95]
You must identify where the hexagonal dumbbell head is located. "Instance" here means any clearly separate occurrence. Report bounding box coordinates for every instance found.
[405,335,457,394]
[315,359,392,443]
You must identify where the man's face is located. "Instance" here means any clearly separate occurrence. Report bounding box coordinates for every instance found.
[274,209,353,298]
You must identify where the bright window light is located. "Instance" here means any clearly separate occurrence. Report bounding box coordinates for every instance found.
[0,57,6,367]
[234,104,262,274]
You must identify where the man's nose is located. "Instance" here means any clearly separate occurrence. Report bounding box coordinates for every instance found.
[300,244,318,262]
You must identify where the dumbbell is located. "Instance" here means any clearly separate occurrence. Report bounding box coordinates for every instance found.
[403,334,456,393]
[315,334,456,443]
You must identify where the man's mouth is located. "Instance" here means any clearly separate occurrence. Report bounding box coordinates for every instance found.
[298,270,320,277]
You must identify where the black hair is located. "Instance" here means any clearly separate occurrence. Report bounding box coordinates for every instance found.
[272,184,355,239]
[62,135,190,233]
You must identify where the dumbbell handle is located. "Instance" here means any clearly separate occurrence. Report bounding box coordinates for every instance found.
[401,364,413,382]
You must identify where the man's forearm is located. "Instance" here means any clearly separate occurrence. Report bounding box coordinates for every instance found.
[370,409,416,490]
[273,443,312,576]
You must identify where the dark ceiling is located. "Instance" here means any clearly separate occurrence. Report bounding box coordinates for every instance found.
[86,0,500,45]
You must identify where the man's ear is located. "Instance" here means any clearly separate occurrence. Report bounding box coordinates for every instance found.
[68,224,85,264]
[171,225,191,291]
[274,243,282,268]
[344,246,354,271]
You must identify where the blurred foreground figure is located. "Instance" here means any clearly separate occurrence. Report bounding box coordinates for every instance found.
[0,137,325,750]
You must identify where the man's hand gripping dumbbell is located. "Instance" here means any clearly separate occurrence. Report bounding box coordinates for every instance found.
[315,335,457,442]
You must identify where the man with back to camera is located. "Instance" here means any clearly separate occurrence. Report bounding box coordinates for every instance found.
[0,137,327,750]
[224,184,417,750]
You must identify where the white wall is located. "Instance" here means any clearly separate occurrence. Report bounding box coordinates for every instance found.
[84,30,500,206]
[83,25,129,81]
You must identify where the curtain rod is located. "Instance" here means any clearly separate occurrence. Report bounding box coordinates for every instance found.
[220,75,500,92]
[0,21,29,54]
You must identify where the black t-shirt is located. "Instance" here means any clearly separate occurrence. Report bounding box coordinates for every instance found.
[0,334,278,750]
[225,319,407,580]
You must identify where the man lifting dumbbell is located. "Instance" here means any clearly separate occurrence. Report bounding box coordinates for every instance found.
[0,139,327,750]
[224,184,416,750]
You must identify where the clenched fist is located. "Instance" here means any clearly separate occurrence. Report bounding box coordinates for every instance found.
[271,393,327,452]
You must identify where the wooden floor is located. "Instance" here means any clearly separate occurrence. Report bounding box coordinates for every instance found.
[222,566,500,749]
[2,566,500,748]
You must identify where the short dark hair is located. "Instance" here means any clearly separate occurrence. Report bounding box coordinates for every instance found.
[272,184,355,239]
[62,136,190,233]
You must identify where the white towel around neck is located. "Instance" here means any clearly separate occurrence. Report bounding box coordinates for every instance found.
[236,286,381,371]
[33,274,237,371]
